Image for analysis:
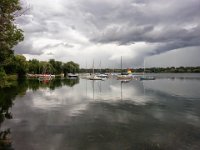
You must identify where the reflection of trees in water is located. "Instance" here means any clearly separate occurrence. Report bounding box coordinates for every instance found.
[0,78,79,148]
[0,80,28,149]
[62,78,79,87]
[27,78,80,91]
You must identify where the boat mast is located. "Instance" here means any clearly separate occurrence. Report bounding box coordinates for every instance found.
[86,60,87,73]
[143,58,146,75]
[93,59,94,74]
[100,60,101,73]
[121,56,122,74]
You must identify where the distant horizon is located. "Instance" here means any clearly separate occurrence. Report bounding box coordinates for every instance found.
[80,66,200,69]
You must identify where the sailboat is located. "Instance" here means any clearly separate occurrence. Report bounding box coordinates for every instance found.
[140,58,155,80]
[97,60,108,79]
[89,60,102,80]
[117,56,132,81]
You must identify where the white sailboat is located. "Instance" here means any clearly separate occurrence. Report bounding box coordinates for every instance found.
[97,60,108,79]
[89,60,102,80]
[117,56,132,81]
[140,58,155,80]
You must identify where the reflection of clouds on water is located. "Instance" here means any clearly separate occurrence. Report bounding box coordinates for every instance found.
[83,79,155,105]
[186,113,200,127]
[32,87,83,106]
[109,84,153,105]
[3,77,200,150]
[143,79,200,98]
[23,86,90,117]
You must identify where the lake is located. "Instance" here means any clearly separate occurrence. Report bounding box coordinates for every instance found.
[1,73,200,150]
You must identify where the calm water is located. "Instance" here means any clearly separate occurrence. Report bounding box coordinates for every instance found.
[1,74,200,150]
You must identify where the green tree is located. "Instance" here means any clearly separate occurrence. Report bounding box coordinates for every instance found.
[28,59,40,74]
[49,59,63,74]
[62,61,79,77]
[0,0,24,68]
[3,56,16,74]
[0,68,7,87]
[15,55,28,78]
[39,61,53,74]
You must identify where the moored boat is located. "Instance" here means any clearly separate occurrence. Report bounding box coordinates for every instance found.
[97,74,108,78]
[140,76,155,80]
[38,74,53,81]
[116,56,132,81]
[139,58,155,81]
[67,73,79,78]
[89,60,103,80]
[89,74,102,80]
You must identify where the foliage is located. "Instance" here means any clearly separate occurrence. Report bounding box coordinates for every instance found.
[0,0,24,67]
[3,55,16,74]
[63,61,79,76]
[39,61,54,74]
[26,59,80,76]
[49,59,62,74]
[15,54,28,78]
[3,54,28,79]
[0,68,7,87]
[28,59,40,74]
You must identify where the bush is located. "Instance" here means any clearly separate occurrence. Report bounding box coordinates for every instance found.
[0,68,7,87]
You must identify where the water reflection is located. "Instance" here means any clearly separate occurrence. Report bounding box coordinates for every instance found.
[1,74,200,150]
[143,78,200,98]
[28,78,79,91]
[0,78,79,149]
[0,80,28,149]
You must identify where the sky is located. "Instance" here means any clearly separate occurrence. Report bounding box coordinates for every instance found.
[14,0,200,68]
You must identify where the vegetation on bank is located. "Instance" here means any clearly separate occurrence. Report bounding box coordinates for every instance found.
[1,55,80,79]
[80,66,200,74]
[134,66,200,73]
[27,59,79,76]
[0,0,23,86]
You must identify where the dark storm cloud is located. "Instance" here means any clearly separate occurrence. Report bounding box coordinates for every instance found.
[82,0,200,53]
[92,25,154,45]
[145,25,200,55]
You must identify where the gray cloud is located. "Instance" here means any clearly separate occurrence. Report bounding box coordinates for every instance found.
[42,43,74,50]
[92,25,154,45]
[79,0,200,56]
[85,0,200,53]
[14,36,44,55]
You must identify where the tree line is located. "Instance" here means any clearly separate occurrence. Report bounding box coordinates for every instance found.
[134,66,200,73]
[2,55,80,77]
[79,66,200,73]
[28,58,79,76]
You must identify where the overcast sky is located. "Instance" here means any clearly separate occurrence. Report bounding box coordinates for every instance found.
[15,0,200,68]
